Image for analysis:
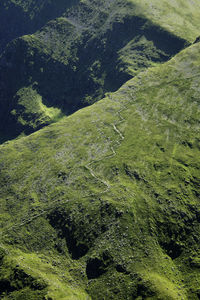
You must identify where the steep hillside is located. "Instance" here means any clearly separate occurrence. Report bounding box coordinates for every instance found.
[1,0,200,141]
[129,0,200,42]
[0,0,77,53]
[0,40,200,299]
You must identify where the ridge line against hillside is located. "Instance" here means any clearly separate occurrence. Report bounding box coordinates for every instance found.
[1,40,200,240]
[0,92,134,240]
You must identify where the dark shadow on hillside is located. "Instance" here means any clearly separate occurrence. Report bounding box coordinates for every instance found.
[0,13,189,143]
[86,252,112,279]
[0,0,80,54]
[48,208,89,260]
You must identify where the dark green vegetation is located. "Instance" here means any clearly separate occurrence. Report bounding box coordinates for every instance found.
[0,0,200,299]
[0,0,78,53]
[0,0,197,141]
[0,38,200,299]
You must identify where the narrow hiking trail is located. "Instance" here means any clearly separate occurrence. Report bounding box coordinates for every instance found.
[6,66,199,235]
[0,93,134,239]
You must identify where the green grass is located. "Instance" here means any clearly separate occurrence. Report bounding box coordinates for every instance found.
[0,41,200,299]
[130,0,200,42]
[0,245,90,300]
[1,0,200,140]
[11,86,63,131]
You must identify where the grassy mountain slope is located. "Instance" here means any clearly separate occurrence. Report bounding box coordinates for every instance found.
[129,0,200,42]
[0,0,199,53]
[0,40,200,299]
[0,0,77,53]
[1,0,200,141]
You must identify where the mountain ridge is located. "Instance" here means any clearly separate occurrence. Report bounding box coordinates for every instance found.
[0,39,200,299]
[2,0,200,142]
